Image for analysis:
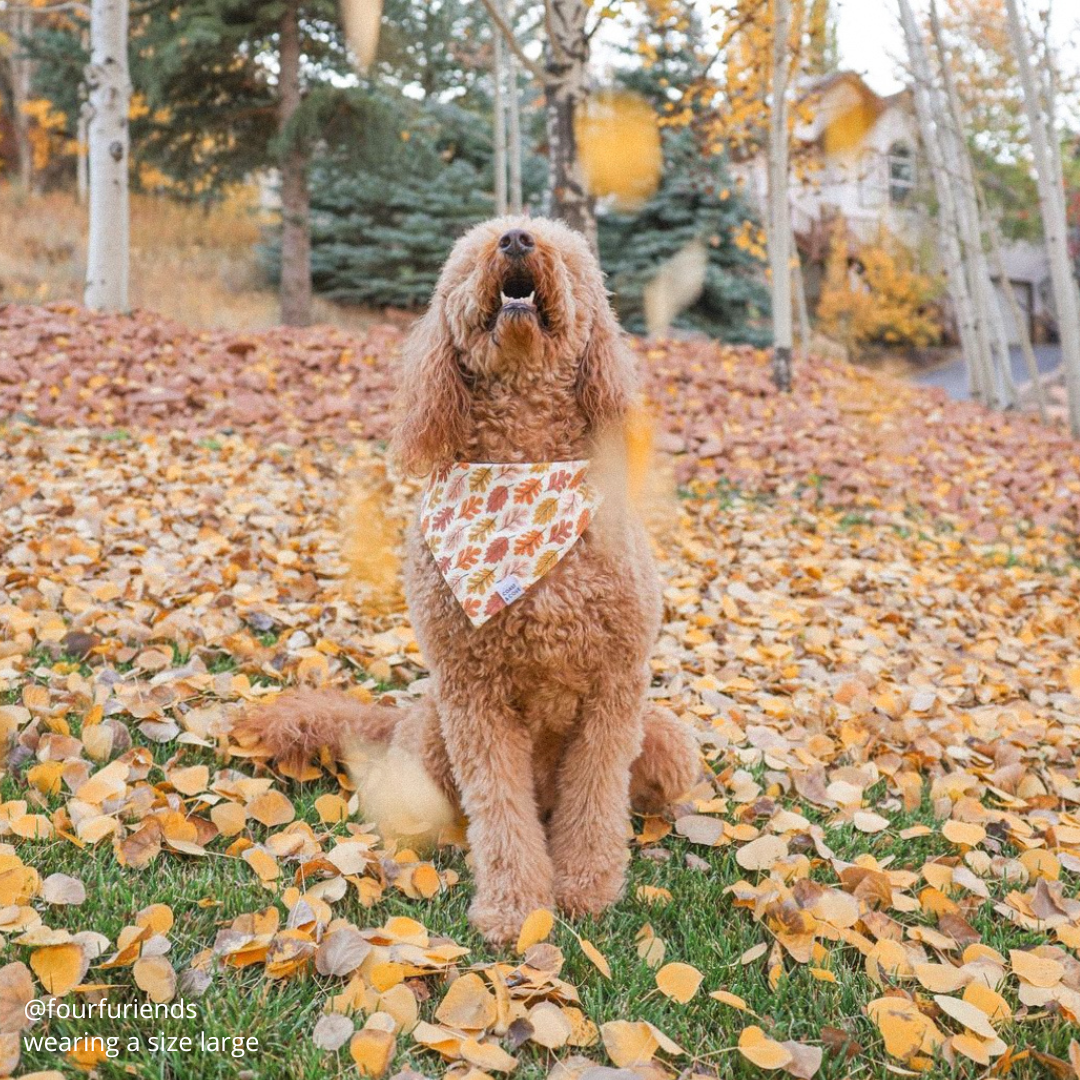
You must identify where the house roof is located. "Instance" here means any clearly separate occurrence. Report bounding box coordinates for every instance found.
[801,70,908,107]
[795,70,912,152]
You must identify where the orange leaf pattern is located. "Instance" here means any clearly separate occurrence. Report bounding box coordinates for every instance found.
[420,461,600,627]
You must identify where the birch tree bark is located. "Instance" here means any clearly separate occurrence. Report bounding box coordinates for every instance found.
[84,0,130,313]
[4,7,35,190]
[768,0,793,392]
[1004,0,1080,434]
[545,0,595,249]
[792,224,811,347]
[986,203,1048,420]
[507,50,524,214]
[77,104,90,204]
[929,1,1015,409]
[278,0,312,327]
[1044,48,1068,228]
[480,0,591,240]
[493,15,508,216]
[898,0,989,402]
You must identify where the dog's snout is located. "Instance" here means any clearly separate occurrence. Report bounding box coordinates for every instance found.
[498,229,535,257]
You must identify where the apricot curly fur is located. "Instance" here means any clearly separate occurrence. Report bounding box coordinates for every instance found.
[236,217,701,944]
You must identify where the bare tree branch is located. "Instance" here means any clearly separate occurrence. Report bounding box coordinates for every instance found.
[477,0,545,81]
[583,1,616,43]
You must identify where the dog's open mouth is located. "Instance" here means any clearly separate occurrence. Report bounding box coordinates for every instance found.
[496,266,543,324]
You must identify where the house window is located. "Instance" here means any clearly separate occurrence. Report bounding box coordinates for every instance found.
[888,142,915,205]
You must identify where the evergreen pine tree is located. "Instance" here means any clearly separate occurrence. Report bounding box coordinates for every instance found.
[599,133,770,343]
[292,98,546,308]
[23,1,358,323]
[598,0,770,342]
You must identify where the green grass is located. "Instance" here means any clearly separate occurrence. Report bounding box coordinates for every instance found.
[9,748,1077,1080]
[4,656,1077,1079]
[4,462,1077,1078]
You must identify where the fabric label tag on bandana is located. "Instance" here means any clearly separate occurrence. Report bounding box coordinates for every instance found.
[494,576,525,604]
[420,460,601,627]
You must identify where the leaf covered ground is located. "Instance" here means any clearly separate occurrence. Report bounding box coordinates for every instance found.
[1,304,1079,1080]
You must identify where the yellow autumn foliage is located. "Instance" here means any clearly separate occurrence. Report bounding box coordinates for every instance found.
[656,0,822,167]
[20,98,77,172]
[576,89,663,210]
[341,461,403,614]
[817,222,942,354]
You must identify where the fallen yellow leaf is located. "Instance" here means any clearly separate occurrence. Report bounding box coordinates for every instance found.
[578,937,612,978]
[30,943,85,996]
[349,1028,395,1078]
[655,961,703,1004]
[738,1025,793,1070]
[600,1020,659,1068]
[516,908,554,953]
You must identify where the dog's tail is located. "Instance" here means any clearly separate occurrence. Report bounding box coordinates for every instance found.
[234,687,402,768]
[233,689,459,848]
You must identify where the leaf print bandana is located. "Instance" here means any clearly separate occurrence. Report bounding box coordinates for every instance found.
[420,461,602,627]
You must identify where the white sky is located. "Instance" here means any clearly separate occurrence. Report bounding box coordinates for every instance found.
[835,0,906,96]
[835,0,1079,96]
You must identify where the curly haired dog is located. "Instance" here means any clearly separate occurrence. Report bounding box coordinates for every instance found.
[242,217,699,945]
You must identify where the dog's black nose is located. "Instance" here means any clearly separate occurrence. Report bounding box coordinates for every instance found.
[498,228,535,257]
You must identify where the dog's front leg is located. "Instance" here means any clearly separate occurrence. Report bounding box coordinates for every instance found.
[439,684,554,946]
[548,669,647,918]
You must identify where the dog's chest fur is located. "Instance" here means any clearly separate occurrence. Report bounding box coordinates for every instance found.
[405,513,660,726]
[462,373,589,464]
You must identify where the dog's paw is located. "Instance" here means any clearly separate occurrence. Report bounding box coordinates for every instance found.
[555,865,625,919]
[469,899,548,948]
[631,709,700,814]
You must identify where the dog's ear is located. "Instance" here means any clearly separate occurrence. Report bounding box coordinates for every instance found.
[576,300,637,435]
[393,303,470,476]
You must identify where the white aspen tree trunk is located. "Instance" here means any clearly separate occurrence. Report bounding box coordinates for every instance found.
[84,0,130,313]
[930,60,995,403]
[278,0,312,327]
[792,223,811,346]
[952,165,996,405]
[899,0,986,402]
[930,1,1015,409]
[478,0,528,216]
[7,8,34,190]
[986,204,1049,420]
[545,0,596,249]
[1005,0,1080,435]
[508,50,524,214]
[77,105,90,204]
[493,15,508,216]
[768,0,793,392]
[77,26,90,204]
[1041,16,1071,270]
[986,272,1019,406]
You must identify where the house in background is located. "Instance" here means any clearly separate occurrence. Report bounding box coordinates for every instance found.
[736,70,1052,346]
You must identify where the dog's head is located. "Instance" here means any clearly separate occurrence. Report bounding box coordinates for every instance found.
[394,216,636,476]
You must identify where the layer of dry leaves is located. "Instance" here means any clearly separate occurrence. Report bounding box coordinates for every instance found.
[1,304,1080,1079]
[3,302,1078,539]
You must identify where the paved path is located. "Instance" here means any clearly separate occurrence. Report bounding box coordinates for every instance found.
[915,344,1061,400]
